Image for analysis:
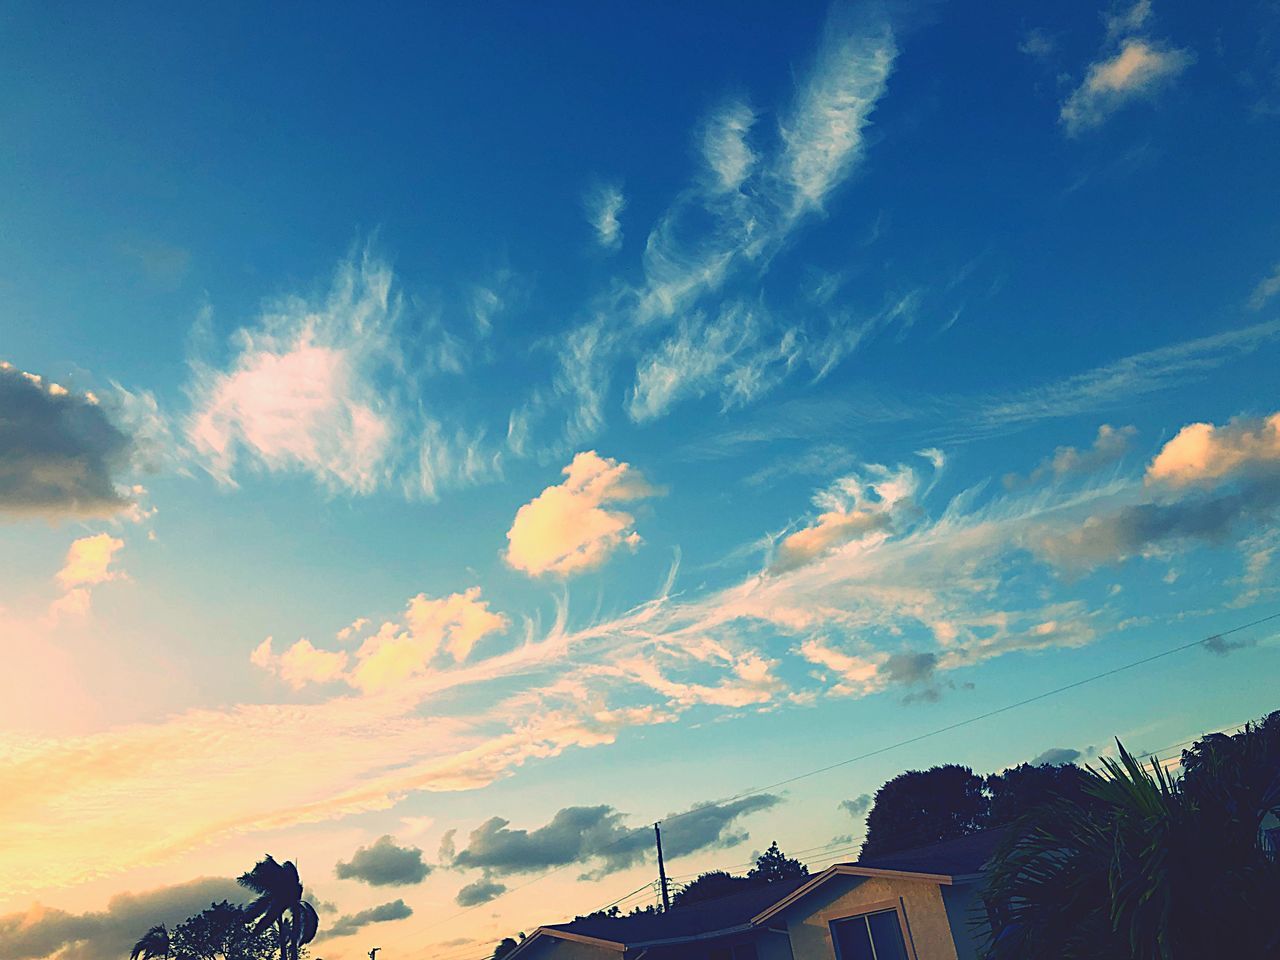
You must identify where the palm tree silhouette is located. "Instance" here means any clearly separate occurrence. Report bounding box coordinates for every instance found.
[237,855,320,960]
[130,924,171,960]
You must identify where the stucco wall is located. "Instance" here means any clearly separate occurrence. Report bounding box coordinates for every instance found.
[778,874,959,960]
[757,927,797,960]
[939,883,987,960]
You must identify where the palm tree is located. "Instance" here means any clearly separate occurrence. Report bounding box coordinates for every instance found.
[130,924,171,960]
[981,739,1280,959]
[237,855,320,960]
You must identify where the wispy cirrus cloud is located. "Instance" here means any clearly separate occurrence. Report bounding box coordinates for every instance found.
[1248,262,1280,311]
[585,183,626,251]
[701,102,757,193]
[7,406,1277,901]
[186,249,504,501]
[530,8,899,450]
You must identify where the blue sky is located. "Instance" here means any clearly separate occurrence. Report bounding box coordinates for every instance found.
[3,1,1280,957]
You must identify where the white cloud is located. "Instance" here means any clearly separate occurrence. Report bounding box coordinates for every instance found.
[506,451,657,577]
[252,588,510,693]
[772,463,918,573]
[1060,38,1192,134]
[1146,412,1280,488]
[702,102,757,192]
[627,304,800,422]
[585,183,626,251]
[251,636,349,689]
[1105,0,1152,40]
[1248,262,1280,311]
[778,14,896,216]
[57,533,124,590]
[186,250,501,499]
[187,252,398,494]
[534,12,899,442]
[974,321,1279,433]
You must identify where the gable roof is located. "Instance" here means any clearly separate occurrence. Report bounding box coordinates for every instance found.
[544,875,811,947]
[854,827,1008,878]
[751,828,1008,925]
[508,829,1008,959]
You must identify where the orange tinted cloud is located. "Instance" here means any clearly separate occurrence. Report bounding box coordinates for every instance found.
[506,452,656,577]
[1147,412,1280,487]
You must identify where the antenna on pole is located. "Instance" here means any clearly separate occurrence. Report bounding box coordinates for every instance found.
[654,822,671,912]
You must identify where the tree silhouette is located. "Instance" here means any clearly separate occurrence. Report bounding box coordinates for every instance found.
[861,764,989,858]
[170,901,277,960]
[982,736,1280,959]
[669,871,753,909]
[237,856,320,960]
[747,842,808,884]
[131,924,171,960]
[493,937,520,960]
[986,762,1092,824]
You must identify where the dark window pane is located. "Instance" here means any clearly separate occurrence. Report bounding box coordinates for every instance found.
[732,943,758,960]
[708,948,731,960]
[867,911,909,960]
[832,917,875,960]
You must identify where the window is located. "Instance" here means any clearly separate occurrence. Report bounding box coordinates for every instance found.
[830,909,909,960]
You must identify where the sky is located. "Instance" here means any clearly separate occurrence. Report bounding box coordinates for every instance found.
[3,0,1280,957]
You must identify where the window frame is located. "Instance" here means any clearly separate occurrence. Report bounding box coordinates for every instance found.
[827,898,918,960]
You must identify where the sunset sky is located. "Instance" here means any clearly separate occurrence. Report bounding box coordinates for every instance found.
[4,1,1280,958]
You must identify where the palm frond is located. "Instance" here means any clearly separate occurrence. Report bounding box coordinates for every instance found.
[130,924,170,960]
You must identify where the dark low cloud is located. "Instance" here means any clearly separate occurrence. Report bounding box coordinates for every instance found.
[335,835,431,886]
[838,793,872,818]
[326,899,413,938]
[1203,633,1259,657]
[0,365,137,520]
[883,651,937,686]
[1032,747,1083,766]
[451,794,782,881]
[455,878,507,907]
[0,877,241,960]
[1034,475,1280,570]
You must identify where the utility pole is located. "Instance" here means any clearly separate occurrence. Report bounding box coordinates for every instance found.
[654,822,670,912]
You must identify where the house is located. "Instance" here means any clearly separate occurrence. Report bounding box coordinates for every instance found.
[504,830,1005,960]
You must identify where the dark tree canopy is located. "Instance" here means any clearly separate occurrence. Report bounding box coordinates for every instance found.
[669,870,753,909]
[493,937,520,960]
[982,730,1280,959]
[170,901,278,960]
[860,764,989,858]
[747,841,809,884]
[986,763,1092,824]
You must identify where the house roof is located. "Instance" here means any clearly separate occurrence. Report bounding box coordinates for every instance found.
[751,828,1009,925]
[510,829,1008,958]
[542,875,811,948]
[855,827,1009,878]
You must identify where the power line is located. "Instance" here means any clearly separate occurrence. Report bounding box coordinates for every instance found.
[415,608,1280,937]
[581,713,1266,924]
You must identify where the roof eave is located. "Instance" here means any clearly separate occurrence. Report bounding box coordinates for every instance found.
[749,863,963,925]
[505,926,628,959]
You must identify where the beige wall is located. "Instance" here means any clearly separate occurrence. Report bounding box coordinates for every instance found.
[778,875,961,960]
